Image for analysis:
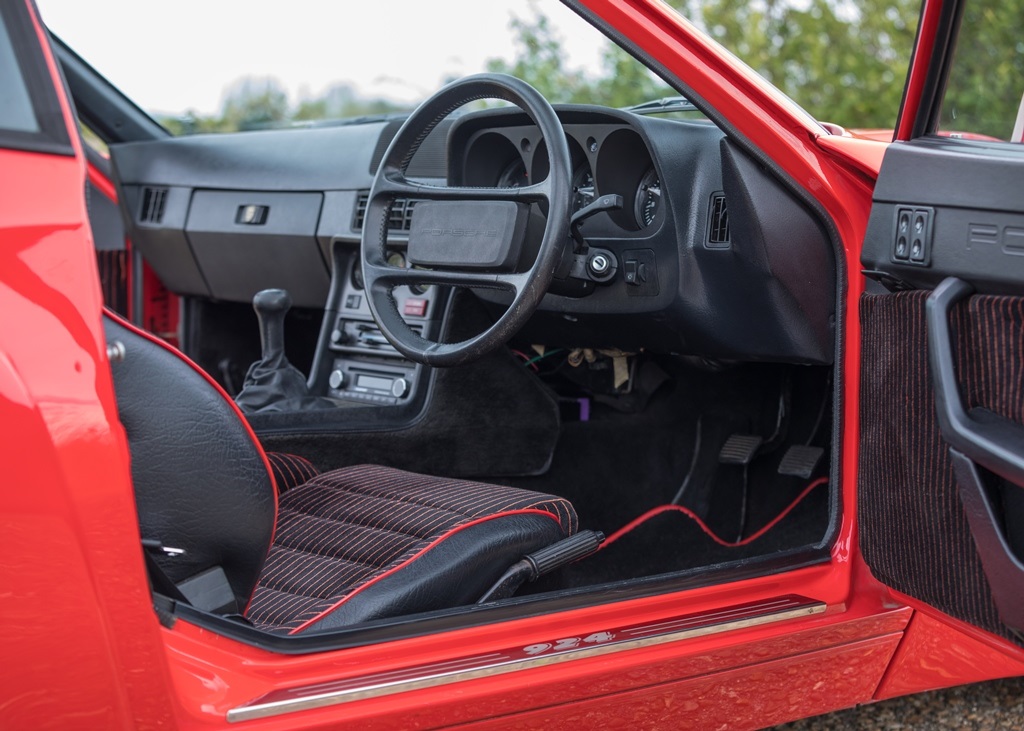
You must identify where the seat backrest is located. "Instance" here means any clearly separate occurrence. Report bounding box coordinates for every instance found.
[103,312,276,610]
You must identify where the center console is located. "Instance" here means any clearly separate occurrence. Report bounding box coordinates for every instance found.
[318,256,446,407]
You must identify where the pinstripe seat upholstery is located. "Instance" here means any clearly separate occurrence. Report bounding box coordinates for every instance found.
[105,304,578,634]
[266,452,320,492]
[247,465,576,634]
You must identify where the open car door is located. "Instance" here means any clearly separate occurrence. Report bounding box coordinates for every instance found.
[859,0,1024,653]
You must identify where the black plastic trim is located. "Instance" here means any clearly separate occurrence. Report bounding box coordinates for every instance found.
[910,0,964,139]
[110,123,387,191]
[927,277,1024,487]
[0,3,73,156]
[862,139,1024,295]
[873,139,1024,213]
[950,451,1024,633]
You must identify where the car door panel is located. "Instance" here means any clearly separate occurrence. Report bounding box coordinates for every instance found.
[859,138,1024,644]
[862,140,1024,292]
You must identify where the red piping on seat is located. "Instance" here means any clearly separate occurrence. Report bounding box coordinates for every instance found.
[287,508,563,635]
[266,452,319,492]
[103,308,280,611]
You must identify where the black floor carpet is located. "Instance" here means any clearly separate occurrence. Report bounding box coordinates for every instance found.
[498,356,834,589]
[561,476,829,587]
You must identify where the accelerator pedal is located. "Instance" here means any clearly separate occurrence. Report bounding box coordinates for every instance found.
[778,445,824,479]
[719,434,763,465]
[478,530,604,603]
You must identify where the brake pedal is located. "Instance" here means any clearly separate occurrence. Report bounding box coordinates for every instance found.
[778,445,824,479]
[719,434,763,465]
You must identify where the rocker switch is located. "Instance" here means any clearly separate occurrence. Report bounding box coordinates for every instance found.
[403,299,427,317]
[893,206,933,266]
[624,259,646,285]
[623,249,659,297]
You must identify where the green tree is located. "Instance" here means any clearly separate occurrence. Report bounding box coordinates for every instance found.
[220,76,290,131]
[940,3,1024,139]
[682,0,919,130]
[160,110,237,136]
[488,0,921,130]
[486,8,592,103]
[486,2,671,108]
[295,83,408,121]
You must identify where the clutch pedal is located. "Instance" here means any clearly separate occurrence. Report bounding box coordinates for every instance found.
[719,434,763,465]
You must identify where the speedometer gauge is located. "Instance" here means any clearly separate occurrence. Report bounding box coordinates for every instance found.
[497,159,528,188]
[635,168,661,228]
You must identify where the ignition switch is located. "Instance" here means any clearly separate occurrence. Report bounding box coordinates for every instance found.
[552,194,622,290]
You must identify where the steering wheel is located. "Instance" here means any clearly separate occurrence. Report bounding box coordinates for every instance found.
[361,73,572,367]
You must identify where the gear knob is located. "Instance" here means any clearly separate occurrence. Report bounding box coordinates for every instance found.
[252,288,291,360]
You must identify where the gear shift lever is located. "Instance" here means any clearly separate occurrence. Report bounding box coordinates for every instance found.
[254,288,291,364]
[235,288,322,413]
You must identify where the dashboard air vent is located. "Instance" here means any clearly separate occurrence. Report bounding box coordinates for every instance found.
[353,192,418,232]
[139,186,168,224]
[707,193,730,247]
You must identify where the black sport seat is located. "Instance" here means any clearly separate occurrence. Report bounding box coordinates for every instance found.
[103,312,577,634]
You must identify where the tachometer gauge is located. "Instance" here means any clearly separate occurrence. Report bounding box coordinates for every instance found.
[387,251,406,268]
[497,159,528,188]
[572,165,596,212]
[635,168,661,228]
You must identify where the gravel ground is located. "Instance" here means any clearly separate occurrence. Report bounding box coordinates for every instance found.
[774,677,1024,730]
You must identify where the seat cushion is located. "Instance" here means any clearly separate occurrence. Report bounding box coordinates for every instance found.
[246,465,577,634]
[266,452,320,493]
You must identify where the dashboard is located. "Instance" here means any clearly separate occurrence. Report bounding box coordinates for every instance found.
[445,107,836,364]
[111,103,837,392]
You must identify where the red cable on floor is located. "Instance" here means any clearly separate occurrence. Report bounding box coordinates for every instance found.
[601,476,829,549]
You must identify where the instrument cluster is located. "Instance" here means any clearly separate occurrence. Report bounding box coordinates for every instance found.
[457,116,664,233]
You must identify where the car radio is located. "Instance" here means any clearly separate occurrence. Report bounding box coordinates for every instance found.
[326,359,415,404]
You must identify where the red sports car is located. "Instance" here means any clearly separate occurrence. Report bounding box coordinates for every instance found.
[3,1,1023,728]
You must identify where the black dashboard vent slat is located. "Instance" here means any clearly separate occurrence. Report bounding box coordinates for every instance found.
[139,186,168,224]
[352,191,418,232]
[353,191,369,230]
[708,193,730,247]
[388,200,406,229]
[403,200,417,230]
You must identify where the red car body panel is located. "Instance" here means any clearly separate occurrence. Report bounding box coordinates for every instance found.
[894,0,945,142]
[87,158,118,201]
[0,7,176,730]
[877,606,1024,701]
[3,0,1024,728]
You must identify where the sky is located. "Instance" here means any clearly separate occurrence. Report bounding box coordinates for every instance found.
[36,1,609,118]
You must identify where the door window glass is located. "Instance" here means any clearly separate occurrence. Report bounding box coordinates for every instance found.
[938,5,1024,142]
[0,12,40,134]
[0,4,72,154]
